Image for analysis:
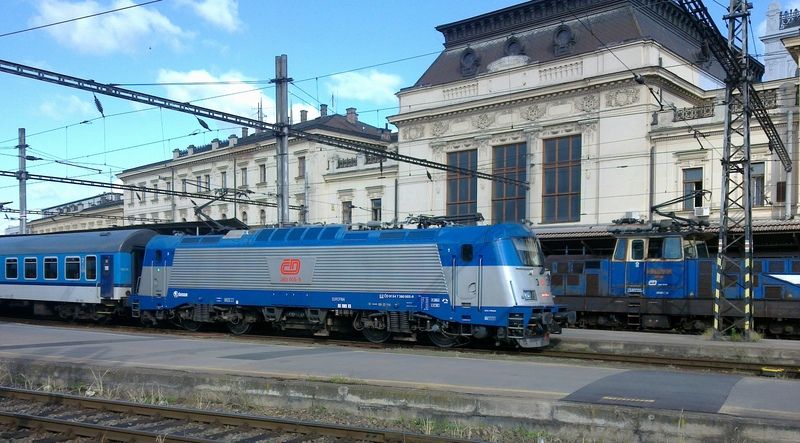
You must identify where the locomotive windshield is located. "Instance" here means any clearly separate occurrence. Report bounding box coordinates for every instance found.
[512,237,545,267]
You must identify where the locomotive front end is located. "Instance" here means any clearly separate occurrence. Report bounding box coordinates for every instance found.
[495,230,575,348]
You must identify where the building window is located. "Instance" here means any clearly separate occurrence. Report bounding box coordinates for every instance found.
[151,183,158,201]
[181,178,187,193]
[447,150,478,220]
[259,164,266,183]
[195,175,203,192]
[204,174,211,191]
[220,171,227,189]
[86,256,97,280]
[242,211,248,224]
[260,209,266,225]
[493,143,527,223]
[751,162,765,207]
[342,201,352,224]
[5,258,17,279]
[371,198,382,221]
[682,168,703,210]
[24,258,37,279]
[542,135,581,223]
[298,156,306,178]
[777,181,786,203]
[240,167,248,186]
[44,257,58,280]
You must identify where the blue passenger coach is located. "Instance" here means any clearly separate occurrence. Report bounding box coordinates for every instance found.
[0,229,157,319]
[132,223,572,348]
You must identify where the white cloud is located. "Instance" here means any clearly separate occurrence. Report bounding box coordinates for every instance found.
[31,0,191,55]
[177,0,240,32]
[325,70,402,105]
[156,69,275,124]
[38,94,95,120]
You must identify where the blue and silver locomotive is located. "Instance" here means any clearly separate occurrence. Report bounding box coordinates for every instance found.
[131,223,572,348]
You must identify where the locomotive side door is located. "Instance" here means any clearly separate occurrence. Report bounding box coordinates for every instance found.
[625,239,646,295]
[100,254,114,298]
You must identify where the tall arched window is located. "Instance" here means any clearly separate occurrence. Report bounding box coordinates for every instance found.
[242,211,248,224]
[260,209,266,225]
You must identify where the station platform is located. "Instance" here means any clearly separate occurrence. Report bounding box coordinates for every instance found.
[0,321,799,442]
[553,328,800,367]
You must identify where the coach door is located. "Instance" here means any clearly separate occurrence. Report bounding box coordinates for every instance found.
[100,255,114,298]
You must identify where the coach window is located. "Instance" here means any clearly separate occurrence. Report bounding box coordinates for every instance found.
[5,258,17,279]
[662,237,682,260]
[86,256,97,280]
[24,258,37,279]
[65,257,81,280]
[44,257,58,280]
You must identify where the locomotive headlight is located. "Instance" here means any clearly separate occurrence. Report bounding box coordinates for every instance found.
[522,290,536,300]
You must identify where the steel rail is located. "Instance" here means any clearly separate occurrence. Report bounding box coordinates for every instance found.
[0,386,464,443]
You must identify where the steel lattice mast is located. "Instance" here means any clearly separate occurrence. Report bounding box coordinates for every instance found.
[677,0,792,338]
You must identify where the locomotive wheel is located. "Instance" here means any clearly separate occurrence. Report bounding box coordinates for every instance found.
[226,320,252,335]
[428,329,459,348]
[362,327,391,343]
[180,319,202,332]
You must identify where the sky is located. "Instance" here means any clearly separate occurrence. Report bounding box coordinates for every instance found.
[0,0,792,233]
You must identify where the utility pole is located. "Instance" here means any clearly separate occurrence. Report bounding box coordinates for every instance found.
[16,128,27,235]
[271,54,292,226]
[714,0,754,339]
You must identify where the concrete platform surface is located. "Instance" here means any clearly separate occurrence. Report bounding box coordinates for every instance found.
[1,321,799,442]
[554,328,800,366]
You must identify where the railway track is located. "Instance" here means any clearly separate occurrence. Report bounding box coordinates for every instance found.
[0,386,468,443]
[1,315,796,378]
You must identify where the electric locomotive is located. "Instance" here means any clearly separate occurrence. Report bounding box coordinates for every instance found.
[131,223,573,348]
[544,228,800,336]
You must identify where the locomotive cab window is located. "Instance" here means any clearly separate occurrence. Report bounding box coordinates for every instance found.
[85,255,97,280]
[24,258,37,279]
[613,239,627,261]
[65,257,81,280]
[512,237,544,267]
[646,237,682,260]
[5,258,17,279]
[630,240,645,261]
[461,244,473,262]
[44,257,58,280]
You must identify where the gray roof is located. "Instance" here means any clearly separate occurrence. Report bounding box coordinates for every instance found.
[0,229,157,255]
[411,0,738,89]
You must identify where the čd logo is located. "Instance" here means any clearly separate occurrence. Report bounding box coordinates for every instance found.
[280,258,301,275]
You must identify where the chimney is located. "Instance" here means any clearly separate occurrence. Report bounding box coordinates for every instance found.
[346,107,358,124]
[241,127,249,138]
[211,138,220,150]
[172,148,181,159]
[300,109,308,122]
[187,144,195,155]
[228,134,238,147]
[320,104,328,117]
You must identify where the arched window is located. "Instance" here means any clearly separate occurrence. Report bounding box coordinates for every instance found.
[242,211,248,224]
[260,209,266,225]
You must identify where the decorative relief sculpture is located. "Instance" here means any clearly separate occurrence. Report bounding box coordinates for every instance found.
[521,104,546,121]
[402,125,425,141]
[471,113,494,129]
[605,88,640,107]
[576,94,600,112]
[431,120,449,137]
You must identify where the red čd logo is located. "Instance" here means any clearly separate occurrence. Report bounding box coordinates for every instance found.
[280,258,301,275]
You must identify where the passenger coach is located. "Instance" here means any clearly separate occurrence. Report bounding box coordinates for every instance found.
[0,229,157,320]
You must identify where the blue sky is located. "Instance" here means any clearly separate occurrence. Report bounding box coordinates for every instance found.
[0,0,788,232]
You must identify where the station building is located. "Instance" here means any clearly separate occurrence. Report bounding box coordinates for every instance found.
[87,0,800,230]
